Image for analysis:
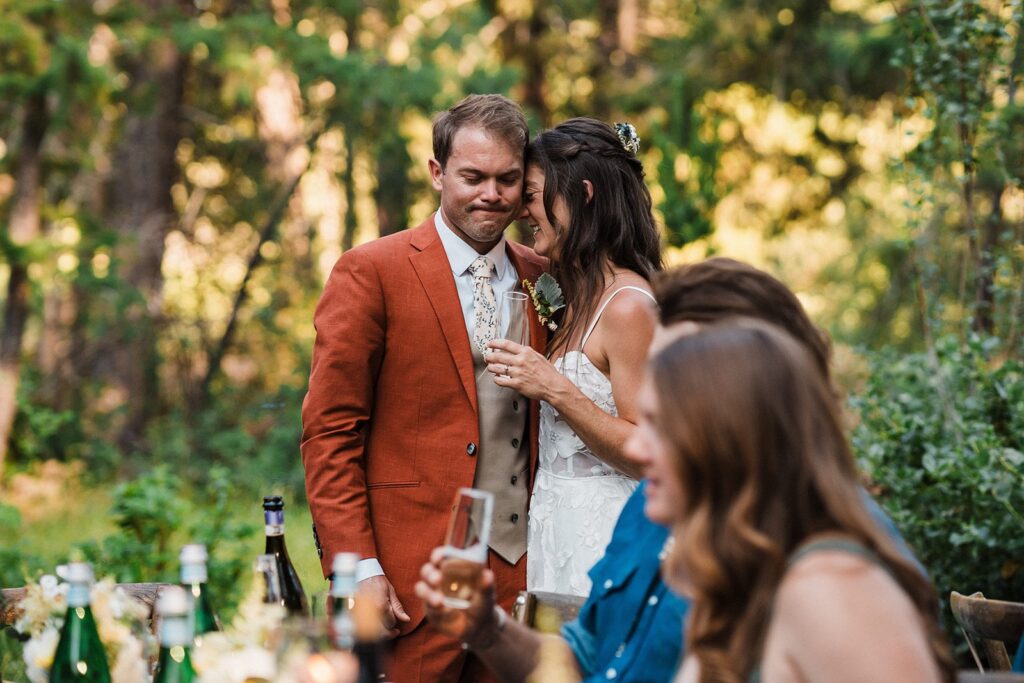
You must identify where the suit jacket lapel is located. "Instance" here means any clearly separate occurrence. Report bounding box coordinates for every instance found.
[409,223,478,414]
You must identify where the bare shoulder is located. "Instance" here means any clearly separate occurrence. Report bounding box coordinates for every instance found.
[770,550,942,682]
[600,274,657,328]
[776,550,911,624]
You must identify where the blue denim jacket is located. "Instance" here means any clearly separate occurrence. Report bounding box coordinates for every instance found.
[562,483,916,683]
[562,483,687,683]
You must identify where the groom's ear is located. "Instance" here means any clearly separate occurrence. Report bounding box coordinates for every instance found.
[428,158,444,192]
[582,179,594,203]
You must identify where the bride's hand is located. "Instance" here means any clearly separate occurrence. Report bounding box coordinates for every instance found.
[485,339,568,402]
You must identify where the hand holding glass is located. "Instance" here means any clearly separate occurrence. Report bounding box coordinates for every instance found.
[440,488,493,609]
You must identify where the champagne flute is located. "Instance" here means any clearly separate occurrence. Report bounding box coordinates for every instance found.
[498,290,531,347]
[440,488,493,609]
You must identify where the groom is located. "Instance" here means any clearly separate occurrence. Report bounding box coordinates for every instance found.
[301,94,547,682]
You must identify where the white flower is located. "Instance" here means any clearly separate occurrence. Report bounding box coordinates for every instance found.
[23,625,60,683]
[17,573,150,682]
[111,636,148,683]
[193,576,285,683]
[15,580,66,637]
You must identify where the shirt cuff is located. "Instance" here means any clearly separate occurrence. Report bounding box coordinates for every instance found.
[356,558,385,583]
[561,618,595,677]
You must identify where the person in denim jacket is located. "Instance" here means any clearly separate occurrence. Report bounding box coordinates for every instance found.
[415,258,920,683]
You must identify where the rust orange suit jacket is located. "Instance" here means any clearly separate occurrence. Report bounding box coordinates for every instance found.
[301,216,548,633]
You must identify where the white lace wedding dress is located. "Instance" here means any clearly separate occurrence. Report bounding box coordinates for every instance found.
[527,286,654,596]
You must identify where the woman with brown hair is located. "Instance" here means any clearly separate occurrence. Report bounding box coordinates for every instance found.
[627,319,955,683]
[485,118,662,596]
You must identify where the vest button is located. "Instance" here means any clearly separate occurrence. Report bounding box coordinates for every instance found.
[511,513,519,523]
[512,400,519,411]
[511,438,520,448]
[467,442,477,456]
[511,475,518,485]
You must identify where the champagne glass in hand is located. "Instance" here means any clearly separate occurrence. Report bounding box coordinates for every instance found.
[441,488,493,609]
[498,290,530,348]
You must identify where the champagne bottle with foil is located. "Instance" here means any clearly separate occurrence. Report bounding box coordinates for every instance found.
[262,495,308,615]
[330,552,360,650]
[153,586,197,683]
[49,562,111,683]
[179,544,221,644]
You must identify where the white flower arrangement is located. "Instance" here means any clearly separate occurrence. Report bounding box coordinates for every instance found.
[15,573,152,683]
[192,575,286,683]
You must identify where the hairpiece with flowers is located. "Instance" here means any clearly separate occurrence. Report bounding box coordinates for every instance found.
[614,122,640,155]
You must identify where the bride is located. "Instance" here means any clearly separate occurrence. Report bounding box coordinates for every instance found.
[486,118,662,596]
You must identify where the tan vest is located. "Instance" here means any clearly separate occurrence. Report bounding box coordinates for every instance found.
[470,340,530,563]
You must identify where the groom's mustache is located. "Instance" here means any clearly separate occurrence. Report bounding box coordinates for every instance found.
[469,204,513,213]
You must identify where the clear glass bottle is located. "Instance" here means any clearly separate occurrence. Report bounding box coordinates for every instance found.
[262,495,308,616]
[179,544,221,645]
[153,586,196,683]
[49,562,111,683]
[330,552,359,651]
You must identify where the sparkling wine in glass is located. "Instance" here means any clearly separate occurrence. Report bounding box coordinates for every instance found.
[440,488,493,609]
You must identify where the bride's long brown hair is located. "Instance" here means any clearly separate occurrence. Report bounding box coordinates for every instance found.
[651,321,955,683]
[525,118,662,358]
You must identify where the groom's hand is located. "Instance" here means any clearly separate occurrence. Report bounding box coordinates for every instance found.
[360,575,411,638]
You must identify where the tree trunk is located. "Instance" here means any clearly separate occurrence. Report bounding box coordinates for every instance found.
[0,91,49,480]
[103,27,187,452]
[374,130,411,237]
[973,185,1003,335]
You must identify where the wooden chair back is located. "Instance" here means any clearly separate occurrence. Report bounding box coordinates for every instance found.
[950,591,1024,672]
[511,590,586,630]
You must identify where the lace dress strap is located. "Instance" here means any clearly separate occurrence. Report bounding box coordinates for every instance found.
[579,286,657,349]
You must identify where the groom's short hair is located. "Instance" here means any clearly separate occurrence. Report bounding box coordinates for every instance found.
[654,257,832,384]
[432,94,529,169]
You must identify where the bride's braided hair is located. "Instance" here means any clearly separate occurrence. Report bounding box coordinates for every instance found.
[526,117,662,357]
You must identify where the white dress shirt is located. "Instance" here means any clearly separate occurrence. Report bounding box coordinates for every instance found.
[355,210,519,583]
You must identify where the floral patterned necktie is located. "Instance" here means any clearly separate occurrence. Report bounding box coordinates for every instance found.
[470,255,497,355]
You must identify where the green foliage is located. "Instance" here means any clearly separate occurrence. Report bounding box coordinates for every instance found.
[77,466,259,612]
[853,334,1024,633]
[0,629,28,683]
[0,502,45,589]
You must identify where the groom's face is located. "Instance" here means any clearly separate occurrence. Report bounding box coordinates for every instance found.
[429,126,524,253]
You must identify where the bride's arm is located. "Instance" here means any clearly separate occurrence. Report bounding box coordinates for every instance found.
[544,293,655,477]
[487,292,656,478]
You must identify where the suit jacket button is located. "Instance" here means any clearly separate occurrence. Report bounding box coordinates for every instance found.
[511,438,520,448]
[510,513,519,523]
[467,442,477,456]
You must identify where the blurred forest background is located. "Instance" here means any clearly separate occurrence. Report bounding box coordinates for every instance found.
[1,0,1022,671]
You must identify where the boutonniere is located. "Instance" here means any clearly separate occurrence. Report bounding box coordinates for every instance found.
[523,273,565,332]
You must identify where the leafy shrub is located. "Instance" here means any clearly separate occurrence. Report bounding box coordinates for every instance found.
[852,334,1024,643]
[77,466,259,613]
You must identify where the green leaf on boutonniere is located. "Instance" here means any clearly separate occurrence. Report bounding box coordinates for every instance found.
[524,273,565,331]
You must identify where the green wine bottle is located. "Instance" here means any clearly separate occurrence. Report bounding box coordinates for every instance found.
[262,495,308,616]
[179,544,221,645]
[153,586,197,683]
[49,563,111,683]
